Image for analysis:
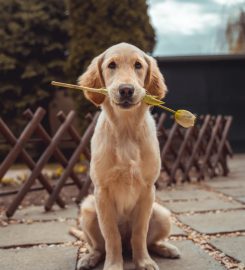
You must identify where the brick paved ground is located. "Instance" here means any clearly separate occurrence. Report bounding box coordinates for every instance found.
[0,155,244,270]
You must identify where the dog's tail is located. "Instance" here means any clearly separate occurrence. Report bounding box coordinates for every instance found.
[69,227,84,240]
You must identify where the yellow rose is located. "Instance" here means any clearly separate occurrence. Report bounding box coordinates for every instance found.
[175,110,196,128]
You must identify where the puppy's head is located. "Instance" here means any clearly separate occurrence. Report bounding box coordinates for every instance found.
[78,43,167,110]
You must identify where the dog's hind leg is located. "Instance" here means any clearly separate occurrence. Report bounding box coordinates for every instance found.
[77,195,105,270]
[147,202,180,259]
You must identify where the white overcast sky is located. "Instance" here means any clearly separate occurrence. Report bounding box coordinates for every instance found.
[148,0,245,56]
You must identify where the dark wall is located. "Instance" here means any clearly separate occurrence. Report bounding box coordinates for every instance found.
[156,55,245,152]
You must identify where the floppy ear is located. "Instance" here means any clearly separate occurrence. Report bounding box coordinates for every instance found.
[144,55,167,99]
[77,53,105,106]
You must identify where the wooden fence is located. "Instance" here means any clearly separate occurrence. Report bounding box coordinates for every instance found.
[0,107,233,217]
[156,113,233,186]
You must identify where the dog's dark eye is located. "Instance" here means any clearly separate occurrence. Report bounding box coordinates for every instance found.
[108,61,116,69]
[135,61,142,69]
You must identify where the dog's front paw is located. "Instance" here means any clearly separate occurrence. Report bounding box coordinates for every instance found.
[77,251,103,270]
[149,242,181,259]
[135,257,159,270]
[103,263,123,270]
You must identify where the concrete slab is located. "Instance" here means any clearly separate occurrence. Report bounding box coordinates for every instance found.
[216,188,245,198]
[0,221,75,247]
[237,197,245,203]
[157,186,217,201]
[206,179,245,189]
[164,198,243,213]
[179,210,245,234]
[210,236,245,263]
[226,155,245,175]
[91,240,225,270]
[0,246,78,270]
[171,224,186,235]
[12,205,78,221]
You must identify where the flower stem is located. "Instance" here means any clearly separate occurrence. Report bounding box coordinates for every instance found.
[51,81,107,94]
[156,104,176,114]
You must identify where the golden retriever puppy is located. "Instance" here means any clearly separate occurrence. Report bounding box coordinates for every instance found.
[77,43,180,270]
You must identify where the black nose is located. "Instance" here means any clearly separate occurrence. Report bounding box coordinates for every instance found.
[119,84,134,98]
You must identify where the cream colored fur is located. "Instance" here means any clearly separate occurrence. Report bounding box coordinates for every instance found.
[75,43,180,270]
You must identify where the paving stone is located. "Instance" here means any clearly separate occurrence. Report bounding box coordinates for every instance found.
[0,246,78,270]
[216,187,245,198]
[210,236,245,263]
[12,205,78,221]
[171,224,186,235]
[0,221,75,247]
[92,240,225,270]
[237,196,245,203]
[206,179,245,189]
[157,186,217,201]
[226,155,245,174]
[164,198,243,213]
[179,210,245,234]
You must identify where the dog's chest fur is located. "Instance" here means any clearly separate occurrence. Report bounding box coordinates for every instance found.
[90,110,161,217]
